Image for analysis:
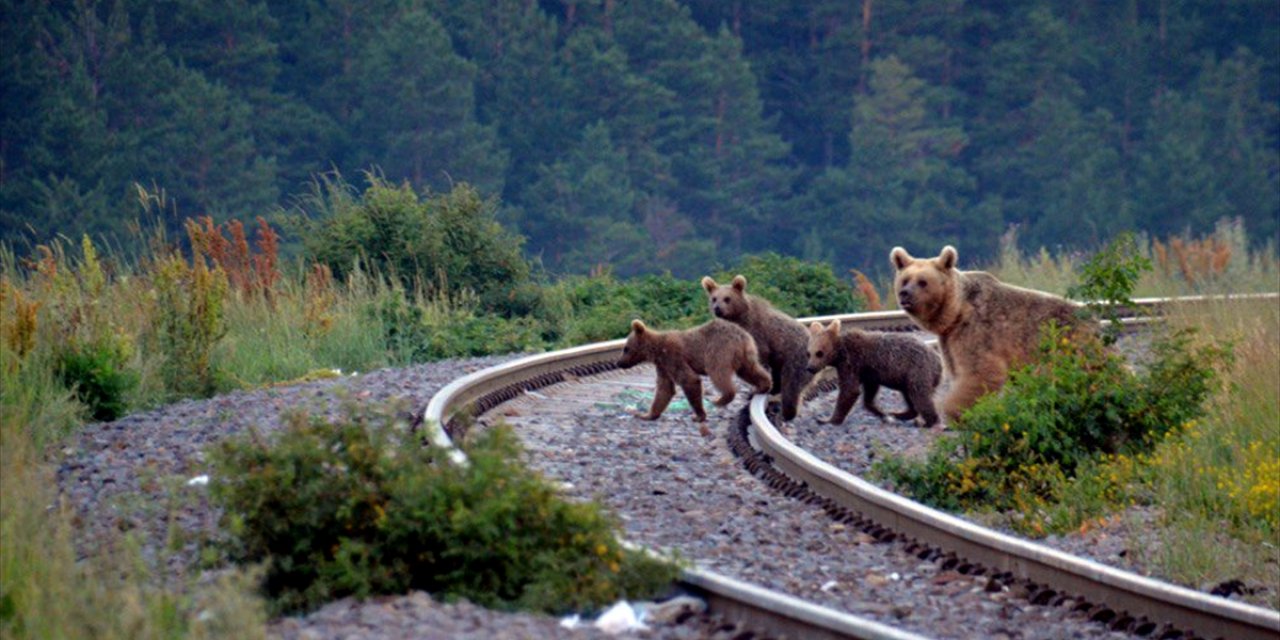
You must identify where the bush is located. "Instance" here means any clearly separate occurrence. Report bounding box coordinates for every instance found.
[298,175,533,316]
[551,272,707,344]
[365,287,544,364]
[876,322,1229,535]
[210,401,679,614]
[716,252,859,316]
[151,253,230,398]
[55,337,136,422]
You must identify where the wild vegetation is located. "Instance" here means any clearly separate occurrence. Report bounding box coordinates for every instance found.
[3,1,1276,276]
[876,233,1279,607]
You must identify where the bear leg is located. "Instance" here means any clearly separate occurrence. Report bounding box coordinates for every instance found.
[680,378,707,421]
[708,368,737,407]
[740,361,773,396]
[862,381,887,419]
[778,363,811,422]
[822,376,860,425]
[638,375,676,420]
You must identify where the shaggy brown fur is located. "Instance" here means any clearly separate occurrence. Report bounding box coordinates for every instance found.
[701,275,813,421]
[806,319,943,427]
[890,245,1091,421]
[616,318,772,423]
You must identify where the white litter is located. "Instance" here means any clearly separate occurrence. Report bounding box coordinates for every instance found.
[889,572,901,581]
[187,474,210,486]
[594,600,648,634]
[820,579,839,592]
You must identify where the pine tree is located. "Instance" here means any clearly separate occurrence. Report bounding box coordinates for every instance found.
[348,8,506,196]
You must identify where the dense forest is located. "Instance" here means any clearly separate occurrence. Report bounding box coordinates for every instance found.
[1,0,1276,277]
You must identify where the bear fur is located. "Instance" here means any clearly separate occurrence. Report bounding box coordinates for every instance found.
[805,319,942,428]
[701,275,812,421]
[616,318,772,423]
[890,245,1090,421]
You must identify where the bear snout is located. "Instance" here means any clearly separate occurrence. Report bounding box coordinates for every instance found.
[806,365,821,374]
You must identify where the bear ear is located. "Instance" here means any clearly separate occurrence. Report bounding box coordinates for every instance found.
[937,245,958,271]
[808,321,823,333]
[731,275,747,291]
[890,246,912,271]
[631,319,646,334]
[701,276,718,294]
[828,318,842,334]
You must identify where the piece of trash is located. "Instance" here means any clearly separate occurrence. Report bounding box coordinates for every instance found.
[559,614,581,630]
[187,475,210,486]
[821,580,839,592]
[526,390,549,400]
[595,600,648,634]
[889,572,901,581]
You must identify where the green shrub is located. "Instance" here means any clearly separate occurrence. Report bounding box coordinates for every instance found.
[210,400,678,614]
[716,252,859,316]
[1067,232,1153,343]
[365,287,543,364]
[876,322,1229,535]
[55,337,137,421]
[552,272,706,344]
[298,175,533,316]
[151,253,230,398]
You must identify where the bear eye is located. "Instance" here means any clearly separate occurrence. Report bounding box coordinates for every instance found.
[917,279,928,288]
[814,350,824,358]
[622,346,630,354]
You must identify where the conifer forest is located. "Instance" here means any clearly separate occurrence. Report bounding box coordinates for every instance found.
[2,0,1276,277]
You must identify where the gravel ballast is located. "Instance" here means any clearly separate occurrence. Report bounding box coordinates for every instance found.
[54,342,1271,639]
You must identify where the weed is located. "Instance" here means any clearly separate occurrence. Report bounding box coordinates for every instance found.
[209,400,679,615]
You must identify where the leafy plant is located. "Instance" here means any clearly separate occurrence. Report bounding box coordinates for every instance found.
[876,321,1229,535]
[210,400,678,614]
[1067,232,1153,344]
[151,253,230,398]
[716,252,860,316]
[55,337,137,421]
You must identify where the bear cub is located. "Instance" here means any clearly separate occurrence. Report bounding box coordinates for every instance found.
[701,275,813,421]
[806,319,942,428]
[891,245,1093,421]
[616,318,772,425]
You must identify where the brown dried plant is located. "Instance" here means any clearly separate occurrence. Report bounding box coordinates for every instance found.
[850,269,883,311]
[183,216,281,300]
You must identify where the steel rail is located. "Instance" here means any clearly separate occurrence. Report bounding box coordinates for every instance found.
[422,293,1280,640]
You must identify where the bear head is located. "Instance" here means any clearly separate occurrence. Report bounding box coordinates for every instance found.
[806,319,841,374]
[701,275,750,322]
[617,319,651,369]
[890,246,959,323]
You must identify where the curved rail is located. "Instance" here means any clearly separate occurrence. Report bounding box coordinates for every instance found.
[423,339,928,639]
[423,293,1280,640]
[748,394,1279,640]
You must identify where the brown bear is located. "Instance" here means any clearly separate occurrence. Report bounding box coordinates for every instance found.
[890,245,1091,421]
[805,319,943,428]
[616,318,772,425]
[701,275,812,421]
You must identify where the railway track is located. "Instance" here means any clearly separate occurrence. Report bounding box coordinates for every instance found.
[423,295,1280,640]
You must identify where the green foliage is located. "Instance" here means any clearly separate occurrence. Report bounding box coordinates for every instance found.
[1067,232,1153,343]
[718,252,859,316]
[550,272,707,344]
[55,337,137,422]
[877,322,1230,535]
[299,176,533,315]
[209,401,678,614]
[365,286,544,364]
[151,254,230,398]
